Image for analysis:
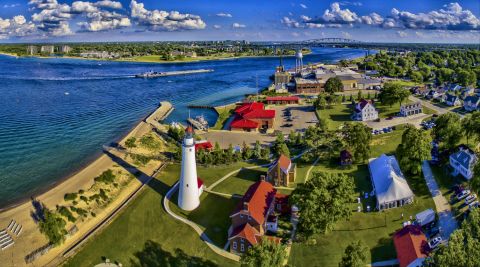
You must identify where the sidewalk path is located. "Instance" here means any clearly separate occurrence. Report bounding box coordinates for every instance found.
[163,182,240,262]
[421,161,458,240]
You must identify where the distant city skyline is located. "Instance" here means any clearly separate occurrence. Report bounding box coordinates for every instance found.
[0,0,479,43]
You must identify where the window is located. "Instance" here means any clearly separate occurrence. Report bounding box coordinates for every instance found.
[232,241,237,249]
[241,244,245,252]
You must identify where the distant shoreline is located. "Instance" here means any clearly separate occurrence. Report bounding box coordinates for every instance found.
[0,51,312,64]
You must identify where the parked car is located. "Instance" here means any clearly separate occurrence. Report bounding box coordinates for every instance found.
[428,236,443,249]
[469,201,479,211]
[457,190,471,200]
[452,184,465,195]
[465,194,477,205]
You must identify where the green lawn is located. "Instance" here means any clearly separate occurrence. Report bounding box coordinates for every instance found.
[197,162,256,188]
[289,162,435,266]
[212,104,236,130]
[370,129,404,157]
[214,167,268,196]
[170,192,239,248]
[64,164,238,267]
[315,104,352,130]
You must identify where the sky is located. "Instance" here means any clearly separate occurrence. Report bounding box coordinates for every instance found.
[0,0,479,43]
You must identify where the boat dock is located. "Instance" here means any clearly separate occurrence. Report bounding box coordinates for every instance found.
[187,118,208,131]
[135,69,214,78]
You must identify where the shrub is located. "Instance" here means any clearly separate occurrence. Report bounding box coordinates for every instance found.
[125,137,137,148]
[57,206,76,223]
[94,169,116,184]
[38,208,67,246]
[64,193,77,202]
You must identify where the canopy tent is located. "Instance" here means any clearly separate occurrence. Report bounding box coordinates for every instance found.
[415,209,435,226]
[368,154,414,210]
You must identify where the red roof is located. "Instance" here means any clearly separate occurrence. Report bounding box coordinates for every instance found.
[231,181,276,225]
[230,117,259,129]
[266,96,300,102]
[195,141,213,151]
[393,225,428,267]
[197,178,204,188]
[234,102,276,119]
[229,223,260,245]
[276,154,292,173]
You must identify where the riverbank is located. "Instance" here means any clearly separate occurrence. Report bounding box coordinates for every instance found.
[0,102,172,266]
[0,50,312,64]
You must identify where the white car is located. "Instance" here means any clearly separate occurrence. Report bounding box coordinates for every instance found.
[465,194,477,205]
[457,190,471,200]
[428,236,443,249]
[469,201,479,211]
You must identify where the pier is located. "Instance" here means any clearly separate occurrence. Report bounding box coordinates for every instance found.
[135,69,214,78]
[144,101,174,131]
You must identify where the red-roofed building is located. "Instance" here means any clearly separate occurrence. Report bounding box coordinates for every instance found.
[194,140,213,152]
[266,154,296,187]
[230,102,276,132]
[393,225,428,267]
[266,96,300,105]
[229,181,278,254]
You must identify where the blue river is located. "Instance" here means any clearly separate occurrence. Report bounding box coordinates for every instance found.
[0,47,367,208]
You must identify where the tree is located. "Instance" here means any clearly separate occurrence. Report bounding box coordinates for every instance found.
[316,94,327,110]
[457,69,477,87]
[290,172,355,238]
[339,241,370,267]
[378,82,411,107]
[325,77,344,94]
[432,113,463,150]
[462,111,480,145]
[38,207,68,246]
[276,143,290,158]
[396,126,432,175]
[253,140,262,159]
[471,163,480,193]
[410,71,423,83]
[341,123,372,163]
[240,239,287,267]
[427,208,480,266]
[357,90,362,100]
[125,137,137,149]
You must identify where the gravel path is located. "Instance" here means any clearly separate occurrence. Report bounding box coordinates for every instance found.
[421,161,458,240]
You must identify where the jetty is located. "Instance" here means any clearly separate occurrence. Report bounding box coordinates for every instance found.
[144,101,174,131]
[135,69,214,78]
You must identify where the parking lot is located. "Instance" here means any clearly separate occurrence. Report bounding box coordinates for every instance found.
[364,113,431,130]
[271,104,317,134]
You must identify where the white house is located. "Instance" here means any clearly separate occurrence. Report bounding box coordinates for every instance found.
[444,94,461,106]
[463,95,480,112]
[400,102,423,117]
[353,99,378,121]
[450,146,478,180]
[368,154,414,211]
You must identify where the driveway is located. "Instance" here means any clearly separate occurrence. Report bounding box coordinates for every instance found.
[421,161,458,240]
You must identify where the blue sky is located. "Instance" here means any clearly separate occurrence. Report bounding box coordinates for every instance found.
[0,0,479,42]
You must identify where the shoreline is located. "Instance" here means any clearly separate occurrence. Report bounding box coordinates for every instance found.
[0,102,167,212]
[0,50,313,64]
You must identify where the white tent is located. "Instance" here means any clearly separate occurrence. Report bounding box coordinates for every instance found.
[368,154,414,210]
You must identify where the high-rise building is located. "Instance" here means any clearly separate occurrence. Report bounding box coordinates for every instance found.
[26,46,38,55]
[178,126,203,211]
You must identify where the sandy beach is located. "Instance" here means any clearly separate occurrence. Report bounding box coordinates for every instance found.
[0,102,173,266]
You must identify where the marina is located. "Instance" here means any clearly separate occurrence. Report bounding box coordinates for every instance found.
[135,69,214,78]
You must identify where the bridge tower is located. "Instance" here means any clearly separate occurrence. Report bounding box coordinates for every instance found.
[295,49,303,74]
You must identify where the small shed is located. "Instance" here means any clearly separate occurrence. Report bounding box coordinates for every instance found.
[415,209,435,226]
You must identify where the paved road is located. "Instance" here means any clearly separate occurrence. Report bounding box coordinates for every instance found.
[421,161,458,240]
[364,113,431,130]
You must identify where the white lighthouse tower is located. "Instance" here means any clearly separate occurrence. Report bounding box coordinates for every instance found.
[178,126,201,211]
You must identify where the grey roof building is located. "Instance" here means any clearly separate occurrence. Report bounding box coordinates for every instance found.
[450,147,478,180]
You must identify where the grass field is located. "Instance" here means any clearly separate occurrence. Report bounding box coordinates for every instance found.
[370,129,404,157]
[289,145,435,267]
[213,167,268,196]
[212,104,236,130]
[64,164,238,267]
[315,104,352,130]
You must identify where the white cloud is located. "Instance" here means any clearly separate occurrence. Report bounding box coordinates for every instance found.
[232,22,246,28]
[3,3,20,8]
[130,0,206,31]
[0,15,36,38]
[341,31,352,38]
[396,30,407,37]
[281,17,301,28]
[321,2,359,24]
[386,3,480,30]
[213,24,221,29]
[216,12,232,18]
[95,0,122,9]
[78,16,131,31]
[361,12,383,25]
[300,4,307,9]
[339,1,362,7]
[71,1,99,13]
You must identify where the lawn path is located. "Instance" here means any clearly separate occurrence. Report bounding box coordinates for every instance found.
[163,182,241,262]
[421,161,458,240]
[304,157,320,183]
